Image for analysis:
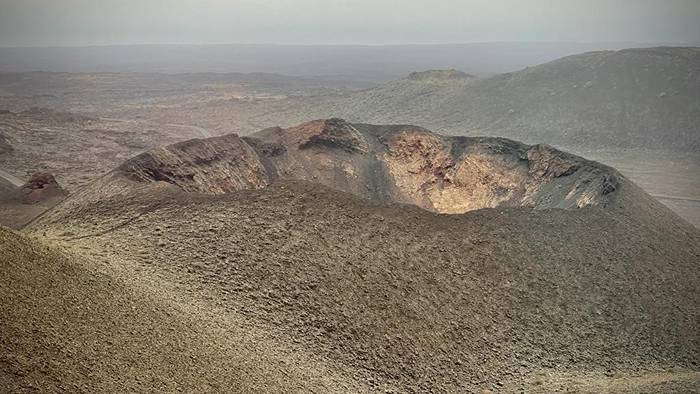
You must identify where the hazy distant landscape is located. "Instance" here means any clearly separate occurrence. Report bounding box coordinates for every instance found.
[2,46,698,227]
[0,42,682,79]
[1,0,699,392]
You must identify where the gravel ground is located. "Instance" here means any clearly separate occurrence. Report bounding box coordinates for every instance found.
[0,226,373,393]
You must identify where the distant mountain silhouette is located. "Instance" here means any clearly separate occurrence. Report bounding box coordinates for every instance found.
[265,47,700,151]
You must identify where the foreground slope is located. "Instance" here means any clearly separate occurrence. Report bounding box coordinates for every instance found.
[27,181,700,392]
[0,226,372,392]
[26,120,700,392]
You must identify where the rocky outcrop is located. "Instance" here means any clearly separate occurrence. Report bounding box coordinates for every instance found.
[0,171,68,228]
[20,172,68,204]
[379,130,621,212]
[114,119,624,214]
[293,118,369,153]
[117,134,269,194]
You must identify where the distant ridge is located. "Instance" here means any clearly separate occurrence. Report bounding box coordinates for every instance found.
[0,42,681,78]
[268,47,700,151]
[407,69,475,81]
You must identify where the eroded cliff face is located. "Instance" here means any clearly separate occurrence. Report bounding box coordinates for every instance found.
[244,119,379,202]
[117,133,269,194]
[378,129,619,213]
[380,130,530,213]
[114,119,622,213]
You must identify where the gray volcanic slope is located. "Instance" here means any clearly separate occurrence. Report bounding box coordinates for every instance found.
[254,47,700,151]
[20,120,700,392]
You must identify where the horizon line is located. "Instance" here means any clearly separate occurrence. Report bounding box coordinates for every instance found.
[2,40,698,50]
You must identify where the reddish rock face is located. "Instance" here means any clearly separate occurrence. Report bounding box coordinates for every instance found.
[21,172,68,205]
[115,119,623,213]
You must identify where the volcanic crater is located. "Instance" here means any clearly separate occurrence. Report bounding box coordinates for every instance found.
[16,119,700,393]
[114,118,622,214]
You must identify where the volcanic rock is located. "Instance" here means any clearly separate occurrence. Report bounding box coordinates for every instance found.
[118,133,268,194]
[15,118,700,393]
[114,119,623,214]
[20,172,68,205]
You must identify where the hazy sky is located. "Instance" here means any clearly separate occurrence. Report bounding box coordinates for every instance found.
[1,0,699,47]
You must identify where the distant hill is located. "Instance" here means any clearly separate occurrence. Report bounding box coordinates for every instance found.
[268,47,700,151]
[406,69,475,81]
[0,42,680,81]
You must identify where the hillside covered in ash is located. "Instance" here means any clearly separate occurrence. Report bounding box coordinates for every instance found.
[253,47,700,152]
[15,119,698,392]
[105,118,623,214]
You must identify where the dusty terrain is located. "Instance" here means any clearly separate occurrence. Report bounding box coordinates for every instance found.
[0,171,68,228]
[2,26,700,394]
[4,47,698,149]
[0,109,203,192]
[9,175,699,392]
[583,149,700,230]
[0,226,371,393]
[0,45,697,392]
[256,47,700,151]
[0,107,215,228]
[0,72,368,136]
